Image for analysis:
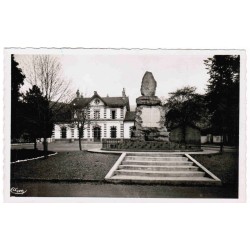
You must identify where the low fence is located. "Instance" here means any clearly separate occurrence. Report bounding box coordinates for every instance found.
[102,139,201,151]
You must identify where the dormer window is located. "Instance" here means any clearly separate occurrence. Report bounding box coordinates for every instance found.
[94,99,100,105]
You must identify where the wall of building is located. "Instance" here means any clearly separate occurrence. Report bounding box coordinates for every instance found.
[169,125,201,144]
[185,126,201,144]
[87,102,125,120]
[124,121,134,138]
[53,120,126,141]
[213,135,222,143]
[200,134,222,144]
[169,127,182,143]
[52,101,129,141]
[201,136,207,144]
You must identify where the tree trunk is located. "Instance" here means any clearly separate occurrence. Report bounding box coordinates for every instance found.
[34,138,37,150]
[78,126,82,151]
[43,137,48,158]
[43,109,49,158]
[78,134,82,151]
[219,134,224,154]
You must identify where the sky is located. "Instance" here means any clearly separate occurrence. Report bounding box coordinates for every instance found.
[15,50,218,109]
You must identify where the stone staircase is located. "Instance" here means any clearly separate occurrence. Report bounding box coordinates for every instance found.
[105,152,221,185]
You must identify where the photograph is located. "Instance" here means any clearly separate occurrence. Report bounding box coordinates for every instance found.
[4,48,246,200]
[1,1,250,250]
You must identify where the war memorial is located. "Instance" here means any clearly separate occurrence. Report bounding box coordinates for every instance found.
[133,71,169,142]
[104,72,221,185]
[102,71,200,151]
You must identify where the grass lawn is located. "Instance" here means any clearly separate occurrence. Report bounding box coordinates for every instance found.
[11,151,119,181]
[10,151,239,198]
[11,151,239,185]
[192,152,239,185]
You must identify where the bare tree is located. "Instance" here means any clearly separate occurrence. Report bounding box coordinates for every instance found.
[20,55,73,157]
[25,55,73,103]
[72,103,91,151]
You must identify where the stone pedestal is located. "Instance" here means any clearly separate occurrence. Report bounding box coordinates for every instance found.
[132,71,169,142]
[133,96,169,142]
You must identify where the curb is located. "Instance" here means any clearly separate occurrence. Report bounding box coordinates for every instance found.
[11,152,58,164]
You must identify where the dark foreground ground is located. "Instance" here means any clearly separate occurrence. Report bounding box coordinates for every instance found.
[10,151,239,199]
[10,181,237,199]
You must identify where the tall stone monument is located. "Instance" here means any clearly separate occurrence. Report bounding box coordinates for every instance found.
[133,72,169,141]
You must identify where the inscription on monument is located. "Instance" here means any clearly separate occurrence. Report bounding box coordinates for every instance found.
[141,107,161,128]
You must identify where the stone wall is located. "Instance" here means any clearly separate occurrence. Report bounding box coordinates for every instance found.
[102,139,202,151]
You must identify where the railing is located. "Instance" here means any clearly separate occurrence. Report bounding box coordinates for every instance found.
[102,139,201,151]
[102,139,124,149]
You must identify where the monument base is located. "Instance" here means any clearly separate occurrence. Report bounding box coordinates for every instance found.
[136,96,161,106]
[133,96,169,142]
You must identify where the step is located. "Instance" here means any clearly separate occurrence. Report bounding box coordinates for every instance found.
[127,153,183,157]
[125,156,188,161]
[119,165,199,171]
[108,175,220,185]
[105,152,221,186]
[121,160,193,166]
[114,169,205,177]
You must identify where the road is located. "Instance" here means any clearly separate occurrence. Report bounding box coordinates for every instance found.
[10,180,238,199]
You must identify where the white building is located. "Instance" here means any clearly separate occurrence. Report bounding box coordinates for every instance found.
[52,89,135,142]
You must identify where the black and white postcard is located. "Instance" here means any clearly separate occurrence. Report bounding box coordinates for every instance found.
[4,48,246,202]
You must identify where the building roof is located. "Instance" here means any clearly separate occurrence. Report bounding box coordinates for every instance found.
[72,91,130,110]
[103,96,130,109]
[124,111,136,122]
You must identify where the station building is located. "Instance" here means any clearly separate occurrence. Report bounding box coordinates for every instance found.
[52,89,135,142]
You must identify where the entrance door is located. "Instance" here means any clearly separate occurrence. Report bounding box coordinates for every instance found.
[93,127,101,142]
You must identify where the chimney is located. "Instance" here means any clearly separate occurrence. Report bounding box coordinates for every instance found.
[94,91,97,95]
[122,88,126,98]
[76,89,80,98]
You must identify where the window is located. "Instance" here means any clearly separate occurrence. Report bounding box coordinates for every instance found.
[94,110,100,119]
[110,126,117,138]
[61,127,67,139]
[94,99,100,105]
[111,110,116,119]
